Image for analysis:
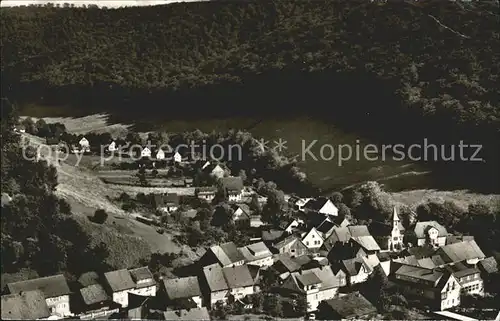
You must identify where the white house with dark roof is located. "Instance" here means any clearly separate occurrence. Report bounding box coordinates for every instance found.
[78,283,119,319]
[7,274,71,318]
[201,263,229,307]
[414,221,448,247]
[195,186,217,202]
[301,227,324,250]
[231,204,251,228]
[129,267,157,297]
[393,264,461,311]
[274,235,309,258]
[303,197,338,216]
[141,147,152,158]
[282,266,346,311]
[163,276,203,308]
[1,290,51,320]
[219,176,244,202]
[238,242,273,267]
[79,137,90,152]
[104,269,136,308]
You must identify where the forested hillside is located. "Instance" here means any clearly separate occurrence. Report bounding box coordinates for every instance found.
[1,0,499,190]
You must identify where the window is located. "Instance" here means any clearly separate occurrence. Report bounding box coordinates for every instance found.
[306,241,309,246]
[393,237,399,241]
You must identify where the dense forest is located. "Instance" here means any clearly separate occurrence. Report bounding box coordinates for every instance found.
[1,0,499,191]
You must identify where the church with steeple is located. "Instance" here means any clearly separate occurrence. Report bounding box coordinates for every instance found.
[388,206,405,251]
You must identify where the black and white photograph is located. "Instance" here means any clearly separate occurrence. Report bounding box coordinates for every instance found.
[1,0,499,320]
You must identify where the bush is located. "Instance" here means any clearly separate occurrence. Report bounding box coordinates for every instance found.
[93,209,108,224]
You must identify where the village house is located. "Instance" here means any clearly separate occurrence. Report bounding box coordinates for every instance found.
[414,221,448,247]
[282,265,346,312]
[163,276,203,308]
[301,227,324,250]
[1,290,51,320]
[154,193,180,213]
[238,242,273,267]
[250,214,264,228]
[219,176,244,202]
[200,264,257,307]
[195,186,217,202]
[201,242,246,268]
[317,292,377,320]
[322,225,381,262]
[316,218,336,239]
[288,197,313,211]
[7,274,72,318]
[435,239,485,265]
[78,283,119,319]
[163,307,211,321]
[156,148,165,160]
[392,264,461,311]
[273,235,309,258]
[108,141,117,153]
[337,255,379,285]
[231,203,251,228]
[104,269,136,308]
[203,163,225,179]
[79,137,90,152]
[283,218,305,234]
[387,207,405,252]
[445,264,484,296]
[141,147,152,158]
[173,151,183,163]
[303,197,338,216]
[273,254,315,281]
[129,267,157,297]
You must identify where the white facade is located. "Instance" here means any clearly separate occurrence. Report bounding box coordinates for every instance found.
[112,290,130,308]
[108,141,117,152]
[228,193,242,202]
[459,272,484,296]
[79,137,90,152]
[130,284,157,297]
[141,147,152,158]
[318,199,338,216]
[209,290,229,306]
[388,207,404,252]
[45,295,71,318]
[228,285,254,301]
[440,275,461,311]
[248,256,273,268]
[307,287,339,312]
[302,228,324,249]
[156,149,165,160]
[173,152,182,163]
[198,193,215,202]
[417,227,446,247]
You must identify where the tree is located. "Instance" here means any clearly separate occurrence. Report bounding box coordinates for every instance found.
[263,294,282,317]
[249,194,262,213]
[262,188,286,226]
[238,169,247,183]
[330,192,343,205]
[93,209,108,224]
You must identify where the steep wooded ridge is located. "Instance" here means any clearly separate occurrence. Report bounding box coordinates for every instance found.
[1,0,499,190]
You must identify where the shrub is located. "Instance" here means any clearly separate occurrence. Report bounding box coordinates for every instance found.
[93,209,108,224]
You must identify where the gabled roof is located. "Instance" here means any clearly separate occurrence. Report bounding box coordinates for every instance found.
[203,264,228,292]
[80,284,110,306]
[406,246,436,259]
[7,274,71,298]
[348,225,370,237]
[395,264,443,285]
[210,242,246,266]
[262,229,285,242]
[341,257,372,276]
[163,307,210,321]
[414,221,448,238]
[316,219,335,236]
[104,269,135,292]
[275,254,301,273]
[239,242,272,262]
[323,292,377,319]
[164,276,202,300]
[220,176,243,192]
[1,290,50,320]
[309,266,345,289]
[479,257,498,274]
[196,186,217,194]
[352,236,381,251]
[295,272,322,287]
[222,265,255,288]
[437,240,485,264]
[304,197,332,211]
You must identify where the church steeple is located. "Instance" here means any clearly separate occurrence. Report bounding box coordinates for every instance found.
[393,206,399,223]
